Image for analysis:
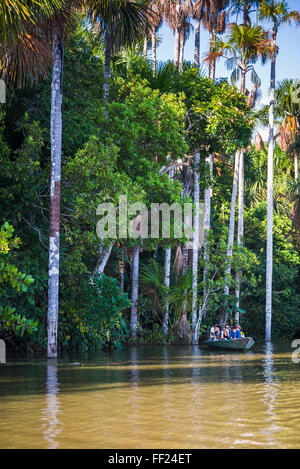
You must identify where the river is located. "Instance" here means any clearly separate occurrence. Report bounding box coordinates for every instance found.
[0,342,300,448]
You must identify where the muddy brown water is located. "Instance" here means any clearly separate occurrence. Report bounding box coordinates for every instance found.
[0,343,300,448]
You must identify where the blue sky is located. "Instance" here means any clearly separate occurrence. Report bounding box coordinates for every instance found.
[155,0,300,113]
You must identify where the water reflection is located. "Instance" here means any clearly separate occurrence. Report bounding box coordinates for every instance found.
[42,359,61,449]
[261,342,280,447]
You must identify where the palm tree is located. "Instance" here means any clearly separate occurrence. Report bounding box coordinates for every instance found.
[47,0,79,358]
[202,0,229,80]
[259,0,300,341]
[164,0,193,68]
[192,0,204,67]
[201,0,228,324]
[230,0,262,25]
[276,79,300,182]
[148,1,162,74]
[86,0,150,102]
[218,23,269,321]
[0,0,61,88]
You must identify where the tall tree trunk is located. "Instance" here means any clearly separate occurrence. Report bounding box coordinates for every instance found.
[203,46,215,320]
[130,245,140,342]
[202,154,213,320]
[47,29,64,358]
[209,32,216,81]
[163,247,171,335]
[222,152,240,325]
[94,242,113,275]
[235,149,244,324]
[265,43,276,342]
[119,259,125,292]
[241,69,246,94]
[178,247,191,343]
[295,152,299,183]
[143,36,148,57]
[235,71,246,323]
[151,28,156,74]
[174,27,180,67]
[194,18,200,68]
[192,152,200,344]
[103,30,111,104]
[179,30,184,71]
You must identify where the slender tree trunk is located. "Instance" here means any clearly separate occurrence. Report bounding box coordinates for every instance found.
[151,28,156,74]
[130,245,140,342]
[235,71,246,323]
[163,247,171,335]
[194,18,200,68]
[119,259,125,292]
[235,149,244,324]
[202,47,215,319]
[103,30,111,104]
[295,153,298,183]
[179,30,184,71]
[47,29,64,358]
[223,152,240,325]
[241,69,246,94]
[209,32,216,81]
[94,242,113,275]
[202,154,213,319]
[174,27,180,67]
[265,45,276,342]
[192,152,200,344]
[143,36,148,58]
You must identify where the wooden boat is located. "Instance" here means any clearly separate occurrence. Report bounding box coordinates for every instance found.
[203,337,255,351]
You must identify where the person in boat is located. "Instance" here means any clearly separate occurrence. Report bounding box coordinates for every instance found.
[210,325,217,339]
[236,325,245,337]
[224,325,230,340]
[229,325,241,340]
[213,325,223,340]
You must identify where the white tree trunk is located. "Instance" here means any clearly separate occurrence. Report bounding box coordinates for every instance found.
[265,49,276,342]
[94,242,113,275]
[209,32,216,81]
[194,18,200,68]
[103,30,111,105]
[192,152,200,344]
[202,154,213,321]
[223,152,240,325]
[143,36,148,58]
[163,247,171,335]
[151,28,156,74]
[179,30,184,71]
[130,245,140,342]
[235,149,244,324]
[119,259,125,292]
[174,27,180,67]
[295,153,298,183]
[47,29,63,359]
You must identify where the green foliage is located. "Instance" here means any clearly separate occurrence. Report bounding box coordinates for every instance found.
[0,222,37,340]
[59,274,131,351]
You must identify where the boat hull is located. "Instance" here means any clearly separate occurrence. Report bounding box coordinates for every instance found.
[203,337,255,351]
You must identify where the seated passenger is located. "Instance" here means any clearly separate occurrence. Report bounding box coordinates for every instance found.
[224,325,230,340]
[236,325,245,337]
[210,324,217,339]
[214,325,223,340]
[229,325,241,339]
